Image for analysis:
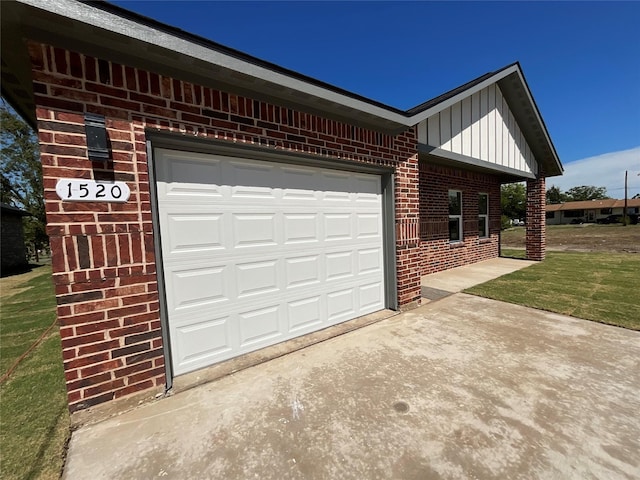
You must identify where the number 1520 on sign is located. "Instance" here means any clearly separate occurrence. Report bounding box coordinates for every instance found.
[55,179,131,203]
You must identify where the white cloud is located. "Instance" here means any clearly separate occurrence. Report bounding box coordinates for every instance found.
[548,146,640,199]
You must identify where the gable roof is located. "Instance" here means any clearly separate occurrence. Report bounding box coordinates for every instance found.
[410,63,562,177]
[546,199,640,212]
[1,0,562,176]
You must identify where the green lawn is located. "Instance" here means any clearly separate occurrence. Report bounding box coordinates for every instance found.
[467,250,640,330]
[0,266,70,480]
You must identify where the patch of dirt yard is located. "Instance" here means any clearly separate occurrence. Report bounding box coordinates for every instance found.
[501,224,640,253]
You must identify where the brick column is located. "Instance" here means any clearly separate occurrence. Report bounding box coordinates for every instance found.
[394,129,422,308]
[526,176,546,261]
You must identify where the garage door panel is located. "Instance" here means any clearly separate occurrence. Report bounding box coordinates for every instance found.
[233,213,277,248]
[280,165,318,188]
[324,191,351,202]
[287,296,323,332]
[173,316,233,367]
[354,175,382,199]
[356,215,381,240]
[157,155,223,198]
[324,213,352,241]
[169,266,229,311]
[238,305,282,348]
[282,168,320,200]
[285,255,321,288]
[326,251,354,280]
[229,160,279,191]
[236,260,279,298]
[163,213,225,254]
[321,172,352,200]
[359,282,385,311]
[282,189,317,201]
[231,185,276,200]
[358,248,383,274]
[155,148,386,376]
[283,213,319,244]
[327,288,356,321]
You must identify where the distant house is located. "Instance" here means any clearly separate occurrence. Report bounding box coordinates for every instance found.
[546,199,640,225]
[1,203,30,274]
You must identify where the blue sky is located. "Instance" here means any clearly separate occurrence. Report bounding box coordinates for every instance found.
[112,1,639,196]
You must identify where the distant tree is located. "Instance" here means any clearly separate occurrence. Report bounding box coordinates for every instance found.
[501,183,526,220]
[564,185,609,202]
[546,185,566,204]
[0,100,47,253]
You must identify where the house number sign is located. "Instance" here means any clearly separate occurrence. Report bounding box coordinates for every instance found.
[55,179,131,203]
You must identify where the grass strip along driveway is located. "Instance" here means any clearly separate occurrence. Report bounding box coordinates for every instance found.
[466,250,640,330]
[0,266,69,480]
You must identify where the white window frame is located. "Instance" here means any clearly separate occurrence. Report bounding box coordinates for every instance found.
[478,193,489,239]
[448,190,462,242]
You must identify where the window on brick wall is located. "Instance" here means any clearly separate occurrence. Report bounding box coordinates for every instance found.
[449,190,462,242]
[478,193,489,238]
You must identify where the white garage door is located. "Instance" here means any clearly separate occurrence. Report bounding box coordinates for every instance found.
[154,148,386,375]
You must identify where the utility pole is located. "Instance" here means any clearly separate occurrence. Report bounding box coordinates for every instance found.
[623,170,628,226]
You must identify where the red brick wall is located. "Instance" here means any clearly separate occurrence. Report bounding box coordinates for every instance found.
[28,41,421,412]
[418,162,501,275]
[526,176,546,261]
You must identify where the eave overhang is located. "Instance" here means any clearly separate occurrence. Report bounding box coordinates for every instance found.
[417,145,536,184]
[1,0,563,177]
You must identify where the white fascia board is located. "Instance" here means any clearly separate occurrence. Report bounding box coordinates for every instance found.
[20,0,410,126]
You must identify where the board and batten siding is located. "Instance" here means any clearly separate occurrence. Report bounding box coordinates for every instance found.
[417,84,538,176]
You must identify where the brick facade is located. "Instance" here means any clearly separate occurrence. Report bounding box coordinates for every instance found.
[29,41,422,412]
[526,176,546,261]
[418,162,501,275]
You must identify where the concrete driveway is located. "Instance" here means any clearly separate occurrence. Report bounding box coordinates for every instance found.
[63,294,640,480]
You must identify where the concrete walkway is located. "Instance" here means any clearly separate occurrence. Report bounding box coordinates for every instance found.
[63,294,640,480]
[421,257,535,301]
